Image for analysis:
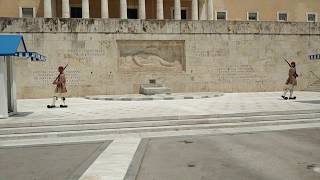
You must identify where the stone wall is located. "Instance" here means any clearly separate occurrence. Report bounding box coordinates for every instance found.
[1,18,320,98]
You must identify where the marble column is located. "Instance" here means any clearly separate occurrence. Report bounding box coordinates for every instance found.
[174,0,181,20]
[120,0,127,19]
[139,0,146,19]
[44,0,52,18]
[52,0,57,17]
[62,0,70,18]
[199,0,207,20]
[207,0,214,20]
[157,0,164,20]
[192,0,198,20]
[101,0,109,18]
[82,0,90,18]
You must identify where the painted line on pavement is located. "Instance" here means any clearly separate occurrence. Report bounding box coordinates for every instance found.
[79,138,141,180]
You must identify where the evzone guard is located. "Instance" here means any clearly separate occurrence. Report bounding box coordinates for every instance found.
[47,65,68,108]
[281,58,298,100]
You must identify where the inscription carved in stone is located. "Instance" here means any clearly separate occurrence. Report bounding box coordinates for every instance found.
[57,49,105,61]
[32,70,81,86]
[211,64,260,83]
[117,40,185,72]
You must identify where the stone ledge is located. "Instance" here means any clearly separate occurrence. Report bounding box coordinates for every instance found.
[1,18,319,35]
[85,92,224,101]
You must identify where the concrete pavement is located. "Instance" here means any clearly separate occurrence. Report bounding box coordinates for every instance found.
[136,128,320,180]
[0,141,111,180]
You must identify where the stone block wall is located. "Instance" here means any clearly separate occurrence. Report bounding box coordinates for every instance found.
[0,18,320,98]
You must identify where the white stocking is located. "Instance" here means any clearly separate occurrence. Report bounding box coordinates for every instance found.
[52,96,57,106]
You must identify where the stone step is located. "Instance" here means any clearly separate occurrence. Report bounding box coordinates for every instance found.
[1,112,320,135]
[304,88,320,92]
[307,85,320,88]
[309,81,320,84]
[305,83,320,91]
[2,109,320,129]
[3,111,320,133]
[0,118,319,141]
[305,89,320,91]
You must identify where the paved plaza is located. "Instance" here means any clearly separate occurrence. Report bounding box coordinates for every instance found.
[137,128,320,180]
[0,91,320,180]
[4,91,320,124]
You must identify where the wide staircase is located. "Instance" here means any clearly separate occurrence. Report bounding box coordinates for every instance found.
[305,71,320,92]
[305,79,320,92]
[1,109,320,141]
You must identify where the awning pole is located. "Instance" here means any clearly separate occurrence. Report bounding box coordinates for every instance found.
[0,58,9,119]
[6,57,17,114]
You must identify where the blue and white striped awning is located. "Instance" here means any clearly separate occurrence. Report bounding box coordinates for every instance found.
[0,35,46,61]
[15,51,47,61]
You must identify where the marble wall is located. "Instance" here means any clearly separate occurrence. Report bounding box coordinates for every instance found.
[0,18,320,98]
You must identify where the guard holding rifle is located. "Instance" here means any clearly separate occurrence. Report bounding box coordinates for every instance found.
[282,58,298,100]
[47,65,68,108]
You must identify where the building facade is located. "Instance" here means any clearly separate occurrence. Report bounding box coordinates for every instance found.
[0,0,319,22]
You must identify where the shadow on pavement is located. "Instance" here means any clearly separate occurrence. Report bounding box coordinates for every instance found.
[10,112,34,117]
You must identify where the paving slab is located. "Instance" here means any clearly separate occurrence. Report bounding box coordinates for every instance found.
[0,141,111,180]
[136,128,320,180]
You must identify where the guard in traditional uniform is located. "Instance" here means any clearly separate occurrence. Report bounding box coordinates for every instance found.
[282,61,298,100]
[47,66,68,108]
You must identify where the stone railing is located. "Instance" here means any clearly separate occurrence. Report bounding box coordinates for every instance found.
[0,18,320,35]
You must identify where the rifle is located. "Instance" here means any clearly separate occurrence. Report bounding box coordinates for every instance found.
[282,57,291,67]
[53,64,68,83]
